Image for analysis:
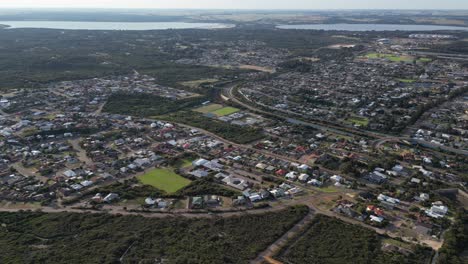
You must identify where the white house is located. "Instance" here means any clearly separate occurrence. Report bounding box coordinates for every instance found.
[298,173,310,182]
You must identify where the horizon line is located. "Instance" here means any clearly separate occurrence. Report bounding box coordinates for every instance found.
[0,7,467,11]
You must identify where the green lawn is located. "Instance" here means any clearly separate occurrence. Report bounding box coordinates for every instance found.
[365,53,414,62]
[194,103,223,114]
[348,116,369,126]
[212,106,240,116]
[418,57,432,62]
[138,168,191,193]
[176,158,194,169]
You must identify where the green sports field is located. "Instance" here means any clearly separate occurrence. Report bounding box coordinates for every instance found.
[194,103,223,114]
[193,103,240,117]
[365,53,413,62]
[212,106,240,116]
[138,168,191,193]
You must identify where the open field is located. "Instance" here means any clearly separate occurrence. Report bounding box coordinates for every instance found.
[347,116,369,127]
[365,53,413,62]
[239,64,275,73]
[138,168,191,193]
[179,79,219,88]
[212,106,240,116]
[194,103,223,113]
[418,58,432,62]
[366,53,432,64]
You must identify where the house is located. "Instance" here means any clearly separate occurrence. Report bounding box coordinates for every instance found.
[270,188,286,198]
[285,171,298,180]
[370,215,384,223]
[255,163,268,170]
[145,197,157,206]
[189,169,209,178]
[378,194,400,205]
[419,193,430,201]
[80,180,93,187]
[249,193,262,202]
[222,176,247,190]
[411,178,421,184]
[276,169,287,176]
[63,170,76,178]
[298,164,310,171]
[330,175,343,183]
[425,202,448,218]
[203,159,223,171]
[298,173,310,182]
[134,158,150,168]
[191,196,204,209]
[279,183,293,190]
[287,187,303,196]
[103,193,119,203]
[193,158,209,167]
[70,184,83,191]
[233,196,247,206]
[205,195,221,206]
[308,179,322,187]
[366,171,387,184]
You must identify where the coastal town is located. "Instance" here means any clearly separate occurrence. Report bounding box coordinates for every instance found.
[0,17,467,263]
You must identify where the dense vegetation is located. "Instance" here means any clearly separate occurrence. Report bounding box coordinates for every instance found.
[161,111,264,144]
[0,28,245,89]
[93,176,239,200]
[176,177,241,197]
[103,92,207,117]
[438,210,468,264]
[94,179,164,200]
[277,215,431,264]
[0,206,309,264]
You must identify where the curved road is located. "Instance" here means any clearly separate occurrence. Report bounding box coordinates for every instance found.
[225,85,468,156]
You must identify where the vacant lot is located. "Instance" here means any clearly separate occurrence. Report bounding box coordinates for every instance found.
[212,106,240,116]
[180,79,219,88]
[138,168,191,193]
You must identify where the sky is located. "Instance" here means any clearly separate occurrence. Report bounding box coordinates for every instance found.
[0,0,467,10]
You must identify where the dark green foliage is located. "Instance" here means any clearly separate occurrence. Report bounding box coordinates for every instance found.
[278,215,430,264]
[161,111,264,144]
[437,210,468,264]
[0,206,309,264]
[94,179,164,199]
[103,92,207,117]
[176,177,241,197]
[0,29,244,89]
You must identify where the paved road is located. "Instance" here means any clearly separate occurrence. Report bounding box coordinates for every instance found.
[226,85,468,156]
[223,86,384,140]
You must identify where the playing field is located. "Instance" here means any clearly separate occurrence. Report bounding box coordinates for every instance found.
[194,103,223,114]
[138,168,191,193]
[212,107,240,116]
[365,53,413,62]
